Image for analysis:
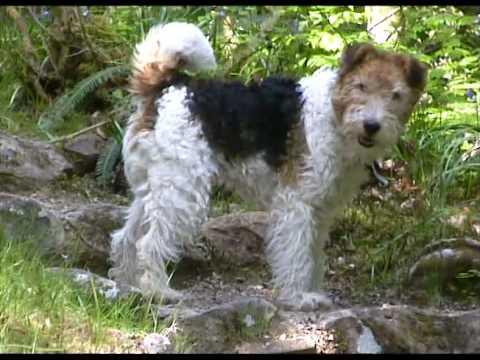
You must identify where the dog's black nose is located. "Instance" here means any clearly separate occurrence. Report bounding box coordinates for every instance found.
[363,119,381,135]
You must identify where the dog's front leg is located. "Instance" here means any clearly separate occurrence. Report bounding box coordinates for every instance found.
[265,188,333,311]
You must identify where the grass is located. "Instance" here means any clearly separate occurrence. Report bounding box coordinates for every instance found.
[326,109,480,305]
[0,229,165,353]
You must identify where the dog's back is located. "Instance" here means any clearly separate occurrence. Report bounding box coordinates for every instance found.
[186,76,302,168]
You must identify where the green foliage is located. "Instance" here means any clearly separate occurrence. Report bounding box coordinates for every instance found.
[457,269,480,279]
[397,6,480,121]
[38,65,130,138]
[1,5,480,310]
[95,120,125,188]
[0,230,162,353]
[399,120,480,205]
[205,6,371,80]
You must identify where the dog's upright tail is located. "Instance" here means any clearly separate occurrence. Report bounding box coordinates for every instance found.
[130,22,217,97]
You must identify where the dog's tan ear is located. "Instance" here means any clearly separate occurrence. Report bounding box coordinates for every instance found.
[402,56,428,92]
[339,43,378,76]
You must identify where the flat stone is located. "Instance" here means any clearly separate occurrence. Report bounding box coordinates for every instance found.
[317,305,480,353]
[171,297,277,353]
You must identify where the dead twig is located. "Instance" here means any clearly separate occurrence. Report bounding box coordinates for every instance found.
[49,119,112,144]
[367,7,402,33]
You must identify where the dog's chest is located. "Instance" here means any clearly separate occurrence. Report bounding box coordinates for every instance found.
[319,162,369,220]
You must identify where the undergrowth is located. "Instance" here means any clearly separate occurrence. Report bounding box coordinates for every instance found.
[0,228,163,353]
[328,107,480,305]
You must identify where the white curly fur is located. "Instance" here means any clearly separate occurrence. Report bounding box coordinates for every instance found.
[132,22,216,73]
[109,22,412,310]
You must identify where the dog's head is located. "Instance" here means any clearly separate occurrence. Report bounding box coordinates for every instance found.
[332,43,428,155]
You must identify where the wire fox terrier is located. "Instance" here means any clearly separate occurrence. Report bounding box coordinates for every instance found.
[109,22,428,311]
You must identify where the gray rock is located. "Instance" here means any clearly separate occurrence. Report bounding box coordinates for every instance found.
[0,192,125,273]
[142,333,171,353]
[170,297,277,353]
[317,308,369,353]
[0,191,269,273]
[63,133,107,175]
[0,132,73,192]
[3,194,474,354]
[0,192,65,254]
[317,305,480,353]
[408,238,480,292]
[57,267,480,354]
[235,336,317,354]
[0,191,269,274]
[200,211,269,266]
[62,203,126,273]
[356,325,382,353]
[41,266,480,354]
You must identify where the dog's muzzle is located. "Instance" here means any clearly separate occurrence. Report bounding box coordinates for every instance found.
[358,135,375,148]
[359,119,381,148]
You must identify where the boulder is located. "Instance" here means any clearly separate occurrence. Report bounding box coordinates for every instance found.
[0,132,73,192]
[61,203,126,273]
[408,238,480,295]
[63,133,107,175]
[170,297,277,353]
[0,192,64,254]
[0,192,124,274]
[0,193,270,274]
[200,211,269,266]
[40,267,480,354]
[317,304,480,353]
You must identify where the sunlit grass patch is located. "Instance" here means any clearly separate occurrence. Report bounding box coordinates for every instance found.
[0,229,164,353]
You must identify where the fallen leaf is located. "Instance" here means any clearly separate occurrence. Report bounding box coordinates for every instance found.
[472,223,480,236]
[447,214,468,230]
[370,187,385,201]
[400,198,416,210]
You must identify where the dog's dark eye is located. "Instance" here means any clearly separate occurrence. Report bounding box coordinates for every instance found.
[392,91,402,101]
[355,83,366,91]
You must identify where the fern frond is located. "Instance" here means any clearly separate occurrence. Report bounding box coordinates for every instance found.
[95,139,123,188]
[38,64,131,135]
[112,119,125,144]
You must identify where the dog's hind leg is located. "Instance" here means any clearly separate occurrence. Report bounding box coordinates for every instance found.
[135,96,217,302]
[109,124,150,287]
[109,197,145,286]
[135,153,216,302]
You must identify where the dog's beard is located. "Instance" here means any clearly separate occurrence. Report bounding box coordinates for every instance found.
[338,122,402,164]
[341,112,403,148]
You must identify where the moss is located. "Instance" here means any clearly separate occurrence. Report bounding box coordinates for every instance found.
[232,304,274,341]
[0,199,59,253]
[332,329,351,353]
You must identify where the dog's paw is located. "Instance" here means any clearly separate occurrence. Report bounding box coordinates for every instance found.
[161,288,185,303]
[276,291,334,312]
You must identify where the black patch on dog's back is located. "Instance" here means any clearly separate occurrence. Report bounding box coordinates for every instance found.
[186,76,303,168]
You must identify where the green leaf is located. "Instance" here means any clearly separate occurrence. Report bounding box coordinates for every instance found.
[38,64,131,135]
[95,139,123,188]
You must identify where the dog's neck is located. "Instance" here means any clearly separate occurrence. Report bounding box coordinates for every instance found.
[298,68,380,189]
